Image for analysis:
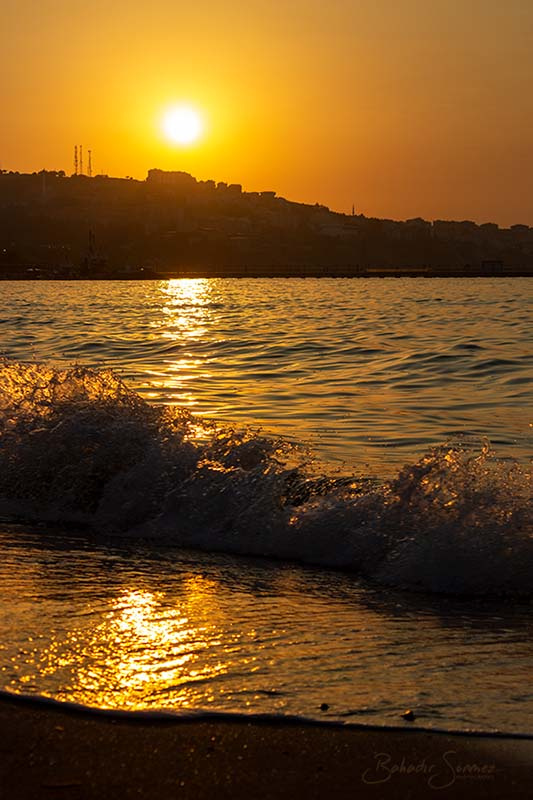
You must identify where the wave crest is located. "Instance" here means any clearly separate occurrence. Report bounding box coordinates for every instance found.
[1,359,531,596]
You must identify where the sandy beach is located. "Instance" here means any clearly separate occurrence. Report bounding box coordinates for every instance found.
[0,693,531,799]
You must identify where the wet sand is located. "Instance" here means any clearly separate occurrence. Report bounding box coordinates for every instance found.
[0,693,532,799]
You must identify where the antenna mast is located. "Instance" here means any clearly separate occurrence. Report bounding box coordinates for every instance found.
[88,149,93,178]
[74,145,78,175]
[79,145,83,175]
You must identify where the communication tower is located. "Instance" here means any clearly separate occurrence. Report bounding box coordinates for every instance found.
[79,145,83,175]
[74,145,78,175]
[88,150,93,178]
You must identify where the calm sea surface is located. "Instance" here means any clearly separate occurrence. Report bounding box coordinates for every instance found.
[1,278,531,471]
[0,278,532,733]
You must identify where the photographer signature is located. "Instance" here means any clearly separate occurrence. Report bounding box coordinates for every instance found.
[362,750,496,790]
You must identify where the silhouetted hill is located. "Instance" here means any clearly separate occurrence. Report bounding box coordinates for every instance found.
[0,169,532,277]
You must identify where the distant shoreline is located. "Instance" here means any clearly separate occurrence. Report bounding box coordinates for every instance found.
[1,268,532,281]
[2,171,533,282]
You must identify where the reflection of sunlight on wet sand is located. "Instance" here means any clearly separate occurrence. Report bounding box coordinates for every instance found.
[36,578,236,710]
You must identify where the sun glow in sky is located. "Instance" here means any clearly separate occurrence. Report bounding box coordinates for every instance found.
[162,106,204,146]
[2,0,533,224]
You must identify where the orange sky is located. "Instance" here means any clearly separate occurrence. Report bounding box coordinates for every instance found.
[2,0,532,225]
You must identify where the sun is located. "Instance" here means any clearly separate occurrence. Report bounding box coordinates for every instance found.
[162,106,204,146]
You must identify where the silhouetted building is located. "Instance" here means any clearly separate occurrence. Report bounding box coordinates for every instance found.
[147,169,197,189]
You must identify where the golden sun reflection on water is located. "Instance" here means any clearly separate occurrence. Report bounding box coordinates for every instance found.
[145,279,218,409]
[36,578,233,710]
[159,278,212,341]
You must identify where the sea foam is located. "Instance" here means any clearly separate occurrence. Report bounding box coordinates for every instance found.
[1,359,531,596]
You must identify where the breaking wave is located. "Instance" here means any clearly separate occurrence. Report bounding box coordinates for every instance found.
[1,359,531,597]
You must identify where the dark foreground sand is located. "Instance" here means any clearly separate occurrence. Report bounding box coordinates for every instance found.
[0,694,532,800]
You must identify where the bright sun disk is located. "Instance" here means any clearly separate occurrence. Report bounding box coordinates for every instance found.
[162,106,203,145]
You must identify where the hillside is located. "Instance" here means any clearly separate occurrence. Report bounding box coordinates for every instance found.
[0,169,532,277]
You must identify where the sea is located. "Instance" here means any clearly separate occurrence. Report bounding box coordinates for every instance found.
[0,277,531,734]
